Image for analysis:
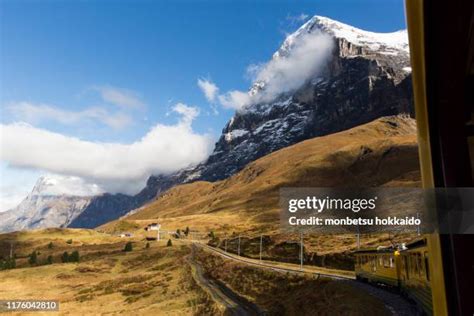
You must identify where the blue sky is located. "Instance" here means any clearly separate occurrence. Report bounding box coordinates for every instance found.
[0,0,407,211]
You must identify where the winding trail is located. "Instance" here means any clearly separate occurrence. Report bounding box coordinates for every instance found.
[188,244,263,316]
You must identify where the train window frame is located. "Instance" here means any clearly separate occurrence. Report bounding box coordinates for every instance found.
[412,255,418,275]
[404,256,410,280]
[418,253,423,277]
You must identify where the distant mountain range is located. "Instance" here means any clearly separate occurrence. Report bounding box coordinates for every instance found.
[0,15,414,233]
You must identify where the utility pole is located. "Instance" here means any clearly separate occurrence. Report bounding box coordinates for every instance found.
[259,234,263,262]
[300,232,304,271]
[10,242,13,259]
[356,225,360,249]
[416,212,421,236]
[238,235,241,256]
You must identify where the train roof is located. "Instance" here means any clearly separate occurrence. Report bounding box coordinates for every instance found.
[354,237,427,254]
[402,237,427,250]
[353,246,395,254]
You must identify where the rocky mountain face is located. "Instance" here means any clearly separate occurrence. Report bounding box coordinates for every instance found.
[3,15,414,231]
[0,176,95,232]
[192,16,412,181]
[139,16,412,186]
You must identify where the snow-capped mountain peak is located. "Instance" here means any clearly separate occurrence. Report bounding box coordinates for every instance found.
[31,175,103,197]
[275,15,409,59]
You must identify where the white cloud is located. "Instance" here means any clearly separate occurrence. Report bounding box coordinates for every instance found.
[93,85,145,109]
[0,104,213,195]
[252,31,333,100]
[217,31,334,110]
[286,13,309,24]
[218,90,252,110]
[172,103,199,124]
[197,78,219,102]
[7,102,133,129]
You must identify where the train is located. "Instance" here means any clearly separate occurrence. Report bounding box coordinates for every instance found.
[354,237,432,315]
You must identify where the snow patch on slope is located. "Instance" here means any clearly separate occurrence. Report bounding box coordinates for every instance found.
[225,129,249,142]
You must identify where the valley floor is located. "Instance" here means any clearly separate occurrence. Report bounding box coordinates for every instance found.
[0,228,417,315]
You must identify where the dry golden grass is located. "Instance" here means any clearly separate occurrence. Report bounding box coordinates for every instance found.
[0,229,216,315]
[194,246,389,315]
[100,116,420,255]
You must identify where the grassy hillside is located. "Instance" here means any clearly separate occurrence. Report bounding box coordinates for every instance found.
[0,229,218,315]
[101,115,420,255]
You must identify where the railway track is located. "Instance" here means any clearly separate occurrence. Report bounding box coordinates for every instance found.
[193,241,355,280]
[191,241,418,315]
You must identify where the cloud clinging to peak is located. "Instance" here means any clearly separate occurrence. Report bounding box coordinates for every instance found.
[214,31,334,111]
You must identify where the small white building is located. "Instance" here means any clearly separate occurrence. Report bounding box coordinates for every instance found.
[145,223,161,231]
[144,223,162,241]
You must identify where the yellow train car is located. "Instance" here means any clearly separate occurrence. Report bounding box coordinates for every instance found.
[354,247,399,287]
[398,239,432,315]
[354,238,433,315]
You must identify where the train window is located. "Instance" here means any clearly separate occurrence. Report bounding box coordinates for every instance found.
[418,254,423,277]
[379,256,383,266]
[412,255,419,275]
[424,252,430,281]
[389,256,395,268]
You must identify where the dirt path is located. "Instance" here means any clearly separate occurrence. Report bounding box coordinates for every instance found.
[189,244,263,316]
